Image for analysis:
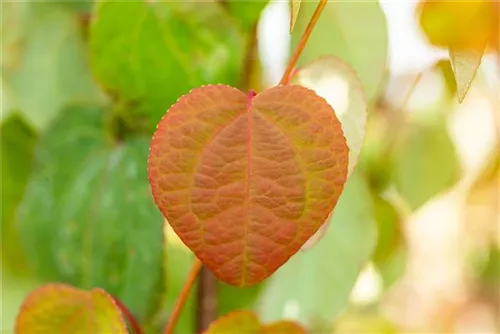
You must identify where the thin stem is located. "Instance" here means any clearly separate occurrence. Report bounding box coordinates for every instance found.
[195,268,218,333]
[111,295,143,334]
[163,258,204,334]
[279,0,328,85]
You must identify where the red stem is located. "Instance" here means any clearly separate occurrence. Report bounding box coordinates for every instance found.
[279,0,328,85]
[111,295,143,334]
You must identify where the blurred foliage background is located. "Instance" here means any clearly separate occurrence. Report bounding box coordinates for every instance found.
[1,0,499,333]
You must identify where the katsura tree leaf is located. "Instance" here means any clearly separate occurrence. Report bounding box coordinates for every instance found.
[262,321,307,334]
[90,0,245,131]
[224,0,269,30]
[1,1,103,131]
[0,114,36,275]
[17,106,165,324]
[148,84,349,286]
[204,311,307,334]
[418,0,498,52]
[449,48,485,103]
[257,170,377,327]
[218,281,264,316]
[15,283,128,334]
[293,56,367,177]
[393,113,461,211]
[205,311,260,334]
[291,0,388,102]
[289,0,302,33]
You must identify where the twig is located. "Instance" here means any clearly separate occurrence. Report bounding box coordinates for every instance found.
[163,258,204,334]
[279,0,328,85]
[195,268,218,333]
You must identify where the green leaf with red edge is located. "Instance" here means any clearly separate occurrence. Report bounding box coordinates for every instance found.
[204,310,307,334]
[289,0,302,33]
[148,84,349,286]
[15,283,128,334]
[204,311,260,334]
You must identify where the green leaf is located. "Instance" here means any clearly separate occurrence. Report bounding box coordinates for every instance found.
[393,113,461,211]
[449,47,485,103]
[90,0,245,130]
[17,106,165,324]
[224,0,269,30]
[1,2,103,130]
[257,170,377,327]
[291,0,388,102]
[218,282,264,316]
[289,0,301,33]
[0,114,37,275]
[15,283,128,333]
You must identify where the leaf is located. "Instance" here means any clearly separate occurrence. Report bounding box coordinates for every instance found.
[0,114,36,275]
[224,0,269,30]
[393,113,460,211]
[205,311,260,334]
[1,2,103,130]
[293,56,367,177]
[291,0,388,102]
[418,0,498,52]
[148,84,349,286]
[449,48,485,103]
[90,0,245,130]
[15,283,128,333]
[204,311,307,334]
[262,321,307,334]
[257,170,377,327]
[17,106,165,323]
[289,0,302,33]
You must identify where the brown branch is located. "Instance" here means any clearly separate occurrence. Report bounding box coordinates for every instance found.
[163,258,204,334]
[279,0,328,85]
[195,268,218,333]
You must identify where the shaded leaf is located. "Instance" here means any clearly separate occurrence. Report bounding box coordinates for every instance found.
[17,106,165,323]
[393,113,461,211]
[289,0,301,33]
[1,2,103,130]
[90,0,245,130]
[293,56,367,177]
[148,85,349,286]
[257,170,377,327]
[15,283,127,333]
[0,114,36,275]
[291,0,388,101]
[224,0,268,30]
[218,281,264,316]
[449,47,485,103]
[205,311,260,334]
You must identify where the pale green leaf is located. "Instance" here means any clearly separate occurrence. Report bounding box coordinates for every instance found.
[449,47,485,103]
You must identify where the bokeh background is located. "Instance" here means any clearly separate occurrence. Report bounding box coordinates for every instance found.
[1,0,499,333]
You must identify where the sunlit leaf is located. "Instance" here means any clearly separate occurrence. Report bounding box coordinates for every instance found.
[1,2,103,130]
[15,284,127,334]
[148,84,349,286]
[418,0,498,52]
[0,114,36,275]
[393,113,461,211]
[257,171,377,327]
[17,106,165,323]
[289,0,302,33]
[205,311,260,334]
[90,0,245,131]
[449,48,485,103]
[293,56,367,177]
[291,0,388,101]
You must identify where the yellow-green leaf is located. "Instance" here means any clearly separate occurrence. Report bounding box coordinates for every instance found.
[15,284,128,334]
[449,47,485,103]
[289,0,302,33]
[204,311,260,334]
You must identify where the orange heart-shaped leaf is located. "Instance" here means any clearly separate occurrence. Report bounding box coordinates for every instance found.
[148,84,348,286]
[15,283,128,334]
